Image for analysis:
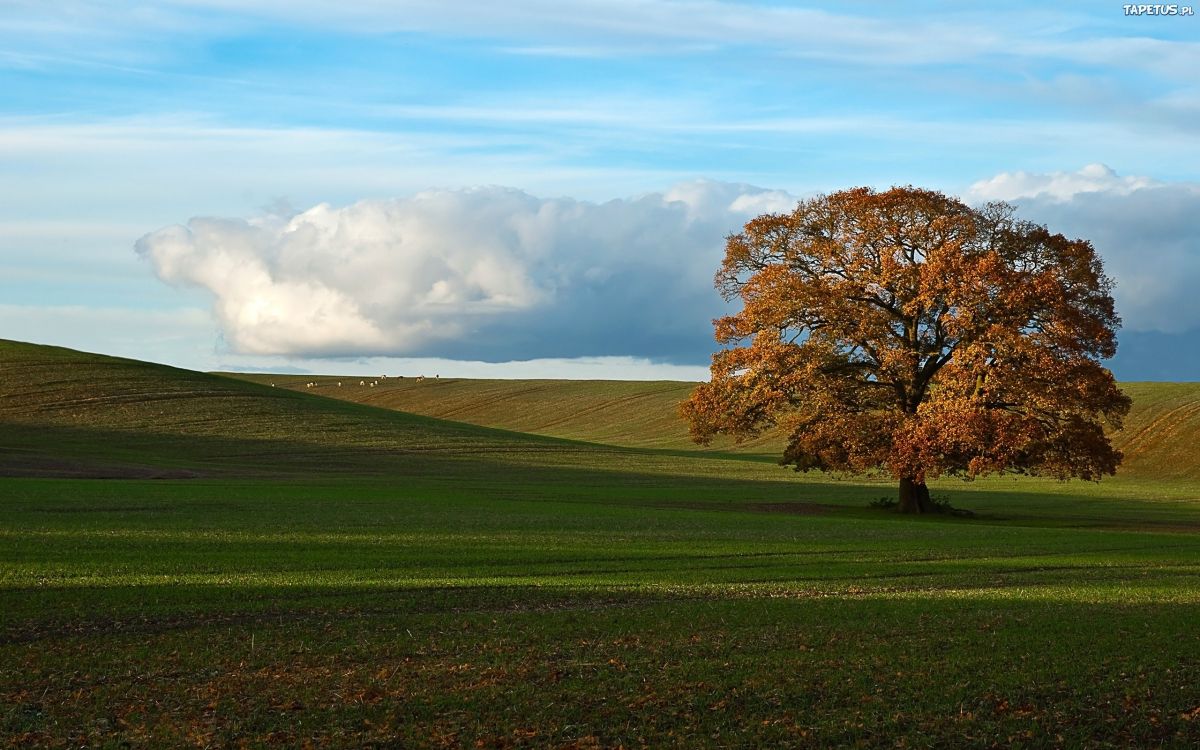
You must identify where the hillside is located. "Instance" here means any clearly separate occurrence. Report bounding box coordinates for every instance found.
[233,373,1200,479]
[1110,382,1200,478]
[230,374,784,456]
[0,340,622,479]
[4,338,1197,481]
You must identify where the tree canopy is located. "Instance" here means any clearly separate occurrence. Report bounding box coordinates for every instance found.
[682,186,1131,513]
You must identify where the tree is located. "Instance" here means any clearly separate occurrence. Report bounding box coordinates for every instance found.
[682,186,1131,513]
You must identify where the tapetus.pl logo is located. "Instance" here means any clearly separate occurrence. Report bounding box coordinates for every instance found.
[1123,3,1194,13]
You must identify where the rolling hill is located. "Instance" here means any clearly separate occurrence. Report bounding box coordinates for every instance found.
[0,339,627,479]
[231,372,1200,479]
[228,374,782,455]
[4,338,1198,481]
[0,339,800,491]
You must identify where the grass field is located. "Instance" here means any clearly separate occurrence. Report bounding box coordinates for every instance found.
[4,339,1200,747]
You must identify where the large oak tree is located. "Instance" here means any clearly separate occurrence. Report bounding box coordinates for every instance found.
[682,186,1131,513]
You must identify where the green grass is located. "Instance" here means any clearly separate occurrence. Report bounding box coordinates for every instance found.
[4,339,1200,747]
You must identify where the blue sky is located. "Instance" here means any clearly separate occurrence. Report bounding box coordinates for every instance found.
[1,1,1198,378]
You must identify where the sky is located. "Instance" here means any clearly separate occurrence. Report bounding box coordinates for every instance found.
[1,1,1198,380]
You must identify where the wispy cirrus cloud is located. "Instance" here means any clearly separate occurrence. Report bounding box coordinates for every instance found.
[7,1,1197,76]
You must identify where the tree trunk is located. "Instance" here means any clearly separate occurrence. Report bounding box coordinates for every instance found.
[897,476,932,514]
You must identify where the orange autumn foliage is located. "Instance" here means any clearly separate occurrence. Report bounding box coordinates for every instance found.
[682,186,1131,512]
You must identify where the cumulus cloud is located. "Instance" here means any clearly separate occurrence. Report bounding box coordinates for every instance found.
[966,163,1160,203]
[135,168,1200,374]
[136,181,800,362]
[968,165,1200,335]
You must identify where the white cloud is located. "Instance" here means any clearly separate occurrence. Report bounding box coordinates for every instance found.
[136,181,801,361]
[968,165,1200,334]
[966,163,1161,202]
[133,169,1200,361]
